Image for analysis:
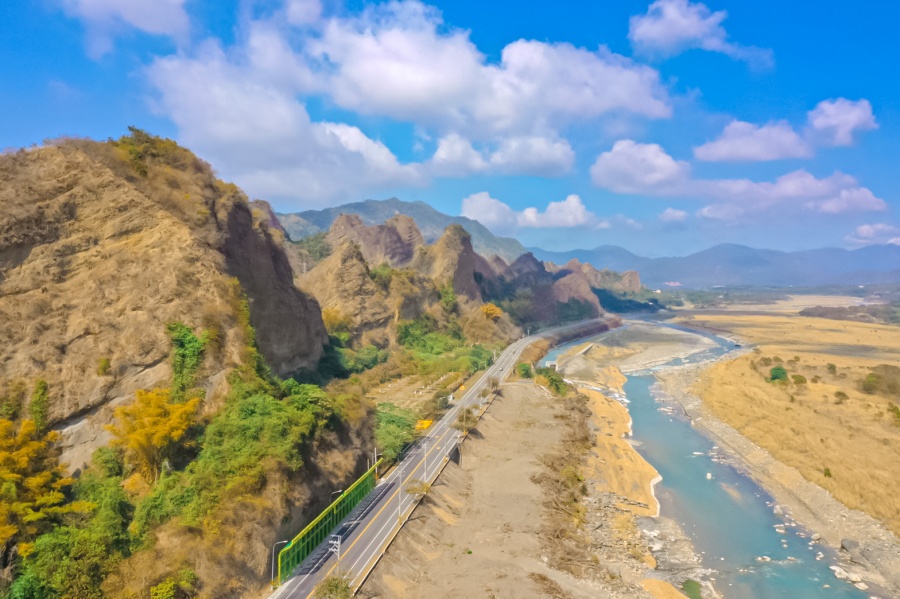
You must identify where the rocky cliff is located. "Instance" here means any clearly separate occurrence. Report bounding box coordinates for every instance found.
[0,133,328,469]
[326,213,424,267]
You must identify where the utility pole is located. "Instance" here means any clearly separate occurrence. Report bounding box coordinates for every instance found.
[423,437,429,481]
[328,535,341,567]
[397,461,404,522]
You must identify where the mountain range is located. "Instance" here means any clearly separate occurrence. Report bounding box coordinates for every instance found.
[531,243,900,288]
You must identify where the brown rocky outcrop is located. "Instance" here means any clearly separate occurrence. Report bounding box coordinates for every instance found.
[547,259,642,294]
[326,213,424,267]
[411,224,482,300]
[298,241,439,348]
[0,137,327,469]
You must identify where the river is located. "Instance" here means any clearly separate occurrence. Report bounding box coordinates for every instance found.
[542,322,872,599]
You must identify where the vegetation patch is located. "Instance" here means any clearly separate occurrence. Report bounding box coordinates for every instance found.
[375,403,417,462]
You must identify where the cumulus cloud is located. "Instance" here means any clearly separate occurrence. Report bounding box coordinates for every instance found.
[309,2,671,136]
[807,98,878,146]
[659,207,688,222]
[147,42,425,207]
[488,136,574,176]
[460,192,603,234]
[694,120,811,162]
[429,134,574,177]
[590,139,690,194]
[629,0,772,68]
[696,98,878,162]
[591,140,886,220]
[60,0,189,57]
[845,223,900,246]
[285,0,322,25]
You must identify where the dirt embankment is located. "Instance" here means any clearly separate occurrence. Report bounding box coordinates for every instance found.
[360,379,673,599]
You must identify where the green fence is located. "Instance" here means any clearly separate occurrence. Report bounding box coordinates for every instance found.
[277,459,382,584]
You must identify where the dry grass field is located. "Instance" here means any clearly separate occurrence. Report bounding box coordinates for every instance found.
[679,312,900,536]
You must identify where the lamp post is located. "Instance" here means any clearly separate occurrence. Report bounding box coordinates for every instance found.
[271,540,289,584]
[372,448,382,478]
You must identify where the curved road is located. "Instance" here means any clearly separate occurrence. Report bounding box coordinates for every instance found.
[269,319,605,599]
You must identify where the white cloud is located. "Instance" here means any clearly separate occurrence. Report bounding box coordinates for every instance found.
[694,120,811,162]
[285,0,322,25]
[590,139,690,194]
[460,192,518,234]
[659,207,688,222]
[147,42,425,207]
[845,224,900,246]
[430,134,488,176]
[695,97,877,162]
[460,192,603,234]
[430,134,574,177]
[308,2,671,136]
[60,0,189,57]
[807,98,878,146]
[518,195,596,228]
[629,0,772,68]
[591,139,886,220]
[488,136,574,176]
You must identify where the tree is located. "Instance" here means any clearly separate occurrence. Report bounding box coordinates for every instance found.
[480,303,503,321]
[516,363,533,379]
[315,573,352,599]
[453,406,478,434]
[0,419,92,556]
[106,388,200,482]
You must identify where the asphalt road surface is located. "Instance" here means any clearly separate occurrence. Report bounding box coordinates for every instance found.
[269,319,601,599]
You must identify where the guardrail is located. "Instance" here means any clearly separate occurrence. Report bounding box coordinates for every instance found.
[277,459,383,584]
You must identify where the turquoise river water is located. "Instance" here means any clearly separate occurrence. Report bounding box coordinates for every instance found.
[542,323,873,599]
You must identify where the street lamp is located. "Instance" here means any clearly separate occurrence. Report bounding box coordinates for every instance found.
[271,540,289,584]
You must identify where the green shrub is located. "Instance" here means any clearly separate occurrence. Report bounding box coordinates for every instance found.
[375,403,417,461]
[791,374,807,385]
[834,391,849,404]
[396,315,463,355]
[535,367,568,396]
[439,284,458,314]
[30,379,49,432]
[516,363,533,378]
[97,357,112,376]
[769,366,788,382]
[167,323,207,399]
[369,263,394,291]
[294,232,332,262]
[0,380,27,421]
[826,363,837,375]
[823,467,832,478]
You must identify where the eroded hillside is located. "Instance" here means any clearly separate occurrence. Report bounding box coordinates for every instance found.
[0,133,328,471]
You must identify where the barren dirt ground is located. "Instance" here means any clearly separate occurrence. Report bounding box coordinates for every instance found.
[360,382,605,599]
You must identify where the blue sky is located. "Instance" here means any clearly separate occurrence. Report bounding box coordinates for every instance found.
[2,0,898,256]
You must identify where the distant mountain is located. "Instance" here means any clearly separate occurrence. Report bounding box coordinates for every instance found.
[277,198,527,262]
[530,243,900,288]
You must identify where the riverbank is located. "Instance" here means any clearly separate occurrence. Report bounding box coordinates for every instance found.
[662,312,900,596]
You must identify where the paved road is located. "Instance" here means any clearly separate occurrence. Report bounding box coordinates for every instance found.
[269,319,602,599]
